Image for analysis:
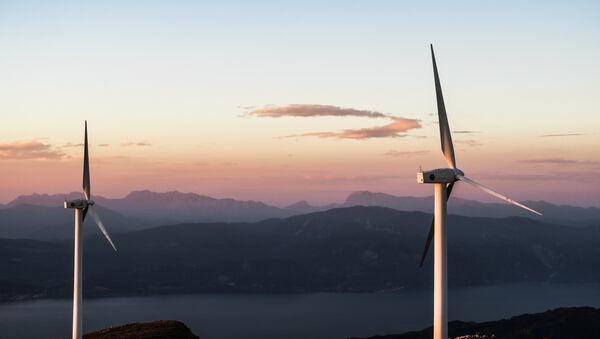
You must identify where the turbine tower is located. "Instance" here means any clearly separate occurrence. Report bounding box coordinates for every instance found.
[64,121,117,339]
[418,45,542,339]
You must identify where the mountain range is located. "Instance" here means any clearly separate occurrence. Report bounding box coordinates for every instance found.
[1,206,599,301]
[6,190,288,223]
[343,191,600,226]
[1,190,598,240]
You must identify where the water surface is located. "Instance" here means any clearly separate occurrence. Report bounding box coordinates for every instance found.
[1,283,599,339]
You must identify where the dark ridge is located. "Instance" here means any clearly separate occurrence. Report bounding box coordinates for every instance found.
[83,320,199,339]
[352,307,600,339]
[2,206,600,301]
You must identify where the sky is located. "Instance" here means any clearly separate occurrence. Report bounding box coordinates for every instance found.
[0,1,599,207]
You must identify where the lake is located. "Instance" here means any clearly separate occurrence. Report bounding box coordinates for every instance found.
[1,283,599,339]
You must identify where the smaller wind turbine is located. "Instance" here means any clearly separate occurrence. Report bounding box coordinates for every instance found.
[418,45,542,339]
[64,121,117,339]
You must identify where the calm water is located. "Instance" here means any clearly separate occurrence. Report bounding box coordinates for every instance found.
[1,283,600,339]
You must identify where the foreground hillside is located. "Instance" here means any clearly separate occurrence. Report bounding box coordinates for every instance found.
[83,320,199,339]
[1,206,600,301]
[354,307,600,339]
[79,307,600,339]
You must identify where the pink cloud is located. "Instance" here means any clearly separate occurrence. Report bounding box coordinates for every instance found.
[60,142,84,148]
[249,103,421,140]
[248,104,394,119]
[453,130,479,134]
[286,119,421,139]
[519,158,599,165]
[455,139,483,147]
[120,141,152,147]
[540,133,585,137]
[0,140,66,160]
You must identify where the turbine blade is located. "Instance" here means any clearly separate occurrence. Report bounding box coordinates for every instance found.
[82,206,88,223]
[419,181,455,267]
[457,175,542,216]
[431,44,456,169]
[83,121,91,200]
[88,206,117,251]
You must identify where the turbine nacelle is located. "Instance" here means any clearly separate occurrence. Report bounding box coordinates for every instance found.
[417,168,464,184]
[64,199,95,209]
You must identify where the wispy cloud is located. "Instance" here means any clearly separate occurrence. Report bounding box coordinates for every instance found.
[539,133,585,137]
[60,142,84,148]
[298,174,402,184]
[249,104,421,140]
[519,158,599,165]
[0,140,66,160]
[120,141,152,147]
[477,173,564,181]
[455,139,483,147]
[453,130,479,134]
[285,119,421,139]
[98,143,110,147]
[261,174,406,185]
[479,170,600,182]
[247,104,395,119]
[383,150,430,157]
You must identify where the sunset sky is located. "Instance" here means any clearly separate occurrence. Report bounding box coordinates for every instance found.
[0,1,598,207]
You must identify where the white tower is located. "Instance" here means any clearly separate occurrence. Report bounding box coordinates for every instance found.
[418,45,542,339]
[64,121,117,339]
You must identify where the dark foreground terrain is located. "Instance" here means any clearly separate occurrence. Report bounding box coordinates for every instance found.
[83,320,199,339]
[79,307,600,339]
[355,307,600,339]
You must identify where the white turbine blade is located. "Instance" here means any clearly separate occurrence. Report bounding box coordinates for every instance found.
[88,206,118,251]
[431,44,456,169]
[457,175,542,216]
[83,121,91,200]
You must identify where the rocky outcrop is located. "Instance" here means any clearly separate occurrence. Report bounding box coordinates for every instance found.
[83,320,199,339]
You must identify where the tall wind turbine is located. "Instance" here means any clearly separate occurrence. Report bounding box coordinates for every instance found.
[64,121,117,339]
[417,45,542,339]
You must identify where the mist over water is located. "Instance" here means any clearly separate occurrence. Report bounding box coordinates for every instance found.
[1,283,599,339]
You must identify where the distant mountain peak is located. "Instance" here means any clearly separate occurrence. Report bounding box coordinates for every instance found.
[346,190,375,198]
[286,200,313,209]
[125,190,211,201]
[8,192,83,207]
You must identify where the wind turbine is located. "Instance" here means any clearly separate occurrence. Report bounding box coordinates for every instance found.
[417,45,542,339]
[64,121,117,339]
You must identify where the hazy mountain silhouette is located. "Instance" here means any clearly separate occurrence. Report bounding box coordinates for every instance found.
[1,191,291,239]
[342,191,600,226]
[1,206,599,301]
[284,200,340,214]
[2,190,598,241]
[5,190,289,225]
[0,204,146,240]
